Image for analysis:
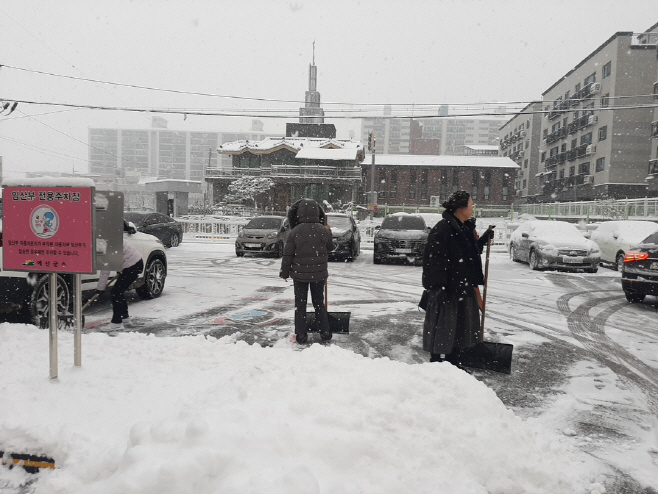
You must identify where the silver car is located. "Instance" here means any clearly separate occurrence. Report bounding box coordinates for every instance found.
[235,216,289,258]
[509,220,600,273]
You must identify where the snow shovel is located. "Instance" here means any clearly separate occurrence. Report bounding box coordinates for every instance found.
[62,274,120,329]
[458,230,514,374]
[305,278,350,334]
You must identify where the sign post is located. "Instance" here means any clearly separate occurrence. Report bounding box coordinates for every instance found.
[2,179,96,381]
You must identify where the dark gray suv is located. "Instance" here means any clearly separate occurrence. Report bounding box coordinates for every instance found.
[373,213,429,266]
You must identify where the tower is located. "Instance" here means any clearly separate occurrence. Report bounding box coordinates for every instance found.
[299,42,325,124]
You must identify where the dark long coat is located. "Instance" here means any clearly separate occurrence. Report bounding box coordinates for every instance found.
[421,211,487,354]
[280,199,333,282]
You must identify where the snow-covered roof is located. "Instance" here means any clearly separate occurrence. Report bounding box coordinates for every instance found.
[464,145,499,151]
[368,154,519,169]
[295,147,359,160]
[218,136,363,156]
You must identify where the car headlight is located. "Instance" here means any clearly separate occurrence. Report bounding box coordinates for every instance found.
[589,244,600,254]
[266,232,277,239]
[238,231,245,238]
[538,244,558,256]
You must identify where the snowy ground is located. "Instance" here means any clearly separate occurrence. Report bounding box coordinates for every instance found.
[1,240,657,493]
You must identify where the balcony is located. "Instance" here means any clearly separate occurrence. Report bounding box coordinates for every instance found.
[205,165,362,180]
[649,158,658,175]
[567,149,578,161]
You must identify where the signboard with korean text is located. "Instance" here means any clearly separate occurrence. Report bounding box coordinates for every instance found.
[2,185,95,274]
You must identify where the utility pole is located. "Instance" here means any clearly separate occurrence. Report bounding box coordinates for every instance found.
[369,132,376,220]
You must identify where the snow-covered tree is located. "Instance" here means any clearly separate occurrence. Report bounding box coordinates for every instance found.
[224,177,275,210]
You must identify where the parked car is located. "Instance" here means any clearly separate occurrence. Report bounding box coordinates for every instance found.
[326,212,360,261]
[235,216,289,257]
[373,213,429,266]
[124,211,183,248]
[621,230,658,303]
[590,220,658,270]
[509,220,600,272]
[0,222,167,327]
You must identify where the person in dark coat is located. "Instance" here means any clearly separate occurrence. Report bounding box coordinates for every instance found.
[280,198,334,344]
[422,190,494,368]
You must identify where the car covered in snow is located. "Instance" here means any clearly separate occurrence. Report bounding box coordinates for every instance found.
[235,215,290,257]
[590,220,658,270]
[326,212,360,262]
[509,220,600,272]
[0,221,167,327]
[373,213,429,266]
[620,230,658,303]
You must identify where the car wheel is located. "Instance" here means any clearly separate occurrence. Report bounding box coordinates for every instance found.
[373,254,382,265]
[169,233,180,248]
[529,250,541,270]
[236,251,245,257]
[585,267,598,273]
[347,241,356,262]
[275,241,284,258]
[30,274,71,329]
[510,245,519,262]
[136,258,166,299]
[615,252,625,271]
[624,291,645,303]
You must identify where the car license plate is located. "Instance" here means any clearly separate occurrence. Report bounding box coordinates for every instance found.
[563,256,583,264]
[245,243,261,248]
[651,261,658,270]
[395,248,413,254]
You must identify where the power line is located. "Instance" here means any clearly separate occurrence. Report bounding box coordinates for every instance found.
[2,97,658,119]
[4,63,656,109]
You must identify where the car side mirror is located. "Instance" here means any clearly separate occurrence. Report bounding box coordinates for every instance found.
[522,232,529,238]
[127,221,137,235]
[374,225,380,230]
[612,232,619,239]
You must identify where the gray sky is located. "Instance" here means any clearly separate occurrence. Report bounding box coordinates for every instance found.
[1,0,656,177]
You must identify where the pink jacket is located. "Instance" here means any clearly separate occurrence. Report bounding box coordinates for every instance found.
[97,240,142,290]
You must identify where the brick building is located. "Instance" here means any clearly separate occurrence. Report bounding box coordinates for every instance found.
[360,155,518,207]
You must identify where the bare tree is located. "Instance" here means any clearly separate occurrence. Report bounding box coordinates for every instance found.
[224,177,275,211]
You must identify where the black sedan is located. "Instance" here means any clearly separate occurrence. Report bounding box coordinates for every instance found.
[326,213,360,261]
[124,211,184,248]
[621,230,658,303]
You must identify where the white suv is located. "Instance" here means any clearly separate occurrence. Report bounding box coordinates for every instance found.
[0,224,167,327]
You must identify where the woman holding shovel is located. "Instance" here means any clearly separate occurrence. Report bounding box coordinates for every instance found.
[421,190,494,369]
[280,198,334,344]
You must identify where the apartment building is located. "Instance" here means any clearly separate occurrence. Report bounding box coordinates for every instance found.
[536,22,658,202]
[88,119,270,183]
[361,111,505,156]
[499,102,544,201]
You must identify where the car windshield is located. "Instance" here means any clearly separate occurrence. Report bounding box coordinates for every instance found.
[246,217,282,229]
[124,213,147,226]
[531,223,584,242]
[381,215,426,231]
[328,217,351,229]
[640,232,658,244]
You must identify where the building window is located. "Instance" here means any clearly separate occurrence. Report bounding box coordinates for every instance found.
[585,73,596,85]
[581,133,593,146]
[378,191,387,199]
[409,183,416,199]
[579,162,590,175]
[595,157,605,172]
[522,179,527,188]
[602,61,612,79]
[569,166,575,177]
[559,169,565,179]
[524,159,528,169]
[598,126,607,141]
[601,94,610,107]
[541,151,546,162]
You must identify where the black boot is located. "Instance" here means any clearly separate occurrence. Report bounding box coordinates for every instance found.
[296,333,308,344]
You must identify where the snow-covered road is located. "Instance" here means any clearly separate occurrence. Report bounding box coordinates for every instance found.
[4,240,657,492]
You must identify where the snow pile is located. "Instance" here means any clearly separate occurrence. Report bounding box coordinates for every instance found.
[0,324,603,494]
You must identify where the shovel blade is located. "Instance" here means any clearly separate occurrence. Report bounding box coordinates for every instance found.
[459,342,513,374]
[305,311,350,334]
